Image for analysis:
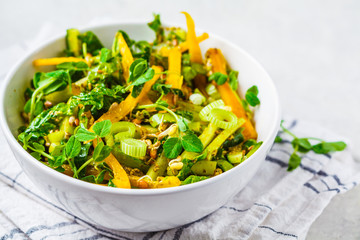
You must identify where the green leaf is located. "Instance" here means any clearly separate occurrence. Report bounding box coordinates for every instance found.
[131,84,144,98]
[93,120,112,138]
[312,141,347,154]
[75,127,97,141]
[181,175,209,185]
[93,141,112,162]
[65,135,81,158]
[292,138,312,153]
[108,179,116,187]
[178,117,188,132]
[99,48,112,63]
[275,136,283,143]
[182,66,197,82]
[163,137,183,159]
[81,175,96,183]
[182,133,203,153]
[148,13,162,32]
[130,68,155,87]
[32,142,45,152]
[245,85,260,107]
[228,70,239,91]
[287,152,301,171]
[56,61,89,70]
[209,72,228,85]
[191,63,207,75]
[95,170,107,184]
[176,158,194,181]
[129,59,147,82]
[78,31,104,55]
[30,152,42,160]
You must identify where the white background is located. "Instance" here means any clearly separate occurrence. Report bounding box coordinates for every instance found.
[1,0,359,238]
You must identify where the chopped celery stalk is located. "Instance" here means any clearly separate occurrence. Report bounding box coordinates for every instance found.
[105,121,136,146]
[205,84,221,100]
[49,142,60,153]
[112,146,150,173]
[217,160,234,171]
[120,138,147,158]
[147,153,168,180]
[189,93,206,105]
[113,122,136,141]
[177,100,204,112]
[44,86,73,104]
[199,100,224,121]
[245,142,263,159]
[205,118,246,160]
[191,160,217,176]
[227,151,244,164]
[209,108,237,129]
[47,131,65,143]
[60,116,75,135]
[149,113,176,127]
[188,121,201,132]
[66,29,81,57]
[198,122,218,147]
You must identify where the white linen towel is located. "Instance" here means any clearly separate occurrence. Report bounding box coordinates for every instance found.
[0,23,359,240]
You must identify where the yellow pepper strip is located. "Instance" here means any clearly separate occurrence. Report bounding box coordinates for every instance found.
[181,12,203,63]
[105,153,131,188]
[94,66,163,124]
[33,57,86,66]
[179,32,209,52]
[166,47,182,89]
[128,175,181,189]
[206,48,257,140]
[115,31,134,81]
[160,33,209,57]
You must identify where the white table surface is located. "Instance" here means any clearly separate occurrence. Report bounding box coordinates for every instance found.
[1,0,359,239]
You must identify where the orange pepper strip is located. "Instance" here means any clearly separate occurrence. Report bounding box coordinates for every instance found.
[179,33,209,53]
[166,47,182,89]
[115,32,134,81]
[206,48,257,140]
[181,12,203,64]
[160,33,209,57]
[91,66,163,188]
[94,66,163,124]
[33,57,86,66]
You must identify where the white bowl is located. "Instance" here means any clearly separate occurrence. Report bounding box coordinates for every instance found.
[0,22,281,232]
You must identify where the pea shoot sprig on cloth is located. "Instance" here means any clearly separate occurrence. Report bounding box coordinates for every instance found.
[276,120,347,171]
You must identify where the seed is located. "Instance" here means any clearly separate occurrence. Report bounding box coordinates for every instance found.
[68,116,76,126]
[44,101,53,108]
[169,162,183,171]
[150,148,157,159]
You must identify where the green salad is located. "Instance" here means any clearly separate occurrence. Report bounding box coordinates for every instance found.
[18,13,262,189]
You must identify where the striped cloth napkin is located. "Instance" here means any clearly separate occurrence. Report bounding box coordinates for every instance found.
[1,23,359,240]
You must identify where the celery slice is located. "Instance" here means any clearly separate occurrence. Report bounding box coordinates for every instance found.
[208,108,237,129]
[199,100,224,121]
[120,138,147,158]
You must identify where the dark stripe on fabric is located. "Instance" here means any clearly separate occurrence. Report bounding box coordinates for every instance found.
[158,231,167,240]
[320,179,340,193]
[220,206,250,213]
[303,183,320,194]
[265,156,288,168]
[0,171,133,240]
[258,225,298,239]
[254,203,272,211]
[172,215,209,240]
[142,232,157,240]
[11,171,23,187]
[40,228,89,240]
[0,228,24,240]
[26,222,77,235]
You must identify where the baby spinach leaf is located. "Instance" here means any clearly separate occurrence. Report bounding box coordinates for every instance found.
[78,31,104,55]
[99,48,112,63]
[182,133,203,153]
[163,137,183,159]
[93,120,112,138]
[312,141,347,154]
[245,85,260,107]
[228,70,239,91]
[287,152,301,171]
[93,141,112,162]
[75,128,97,142]
[65,135,81,158]
[209,72,228,85]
